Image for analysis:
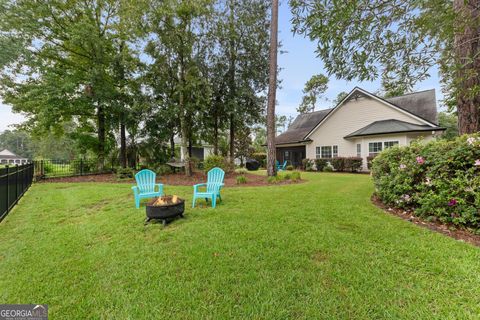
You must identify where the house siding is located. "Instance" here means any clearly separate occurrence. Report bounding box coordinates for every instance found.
[306,96,434,170]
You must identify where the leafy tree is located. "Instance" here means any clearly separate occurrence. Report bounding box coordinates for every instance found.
[0,129,33,158]
[146,0,213,176]
[438,111,459,140]
[331,91,348,107]
[297,74,328,113]
[211,0,271,161]
[290,0,480,134]
[0,0,146,167]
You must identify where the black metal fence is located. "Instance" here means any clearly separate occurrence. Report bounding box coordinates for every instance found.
[33,159,114,179]
[0,163,34,222]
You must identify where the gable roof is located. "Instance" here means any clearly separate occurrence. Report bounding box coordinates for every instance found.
[275,87,440,146]
[344,119,445,139]
[0,149,27,159]
[275,108,332,145]
[386,89,438,124]
[303,87,439,140]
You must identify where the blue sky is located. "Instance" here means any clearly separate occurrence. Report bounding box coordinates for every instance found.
[0,1,443,132]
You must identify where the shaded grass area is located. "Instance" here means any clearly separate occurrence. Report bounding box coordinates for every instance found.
[1,173,479,319]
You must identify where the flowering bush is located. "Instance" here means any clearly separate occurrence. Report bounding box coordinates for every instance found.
[371,134,480,229]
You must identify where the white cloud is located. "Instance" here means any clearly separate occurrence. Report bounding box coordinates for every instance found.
[0,101,26,132]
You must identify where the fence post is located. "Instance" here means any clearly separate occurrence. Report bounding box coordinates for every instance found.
[15,164,18,201]
[80,158,84,176]
[5,165,9,215]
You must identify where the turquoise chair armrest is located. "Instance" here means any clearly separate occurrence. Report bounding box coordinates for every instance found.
[131,186,139,195]
[193,183,207,192]
[155,183,164,193]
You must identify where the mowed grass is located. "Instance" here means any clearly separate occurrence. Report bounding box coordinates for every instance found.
[1,172,480,319]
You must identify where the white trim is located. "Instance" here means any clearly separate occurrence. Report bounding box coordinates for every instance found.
[304,87,437,139]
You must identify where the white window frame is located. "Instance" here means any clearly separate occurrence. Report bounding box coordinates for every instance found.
[384,141,399,149]
[332,145,338,158]
[321,146,333,158]
[368,142,383,156]
[356,143,361,157]
[315,147,321,159]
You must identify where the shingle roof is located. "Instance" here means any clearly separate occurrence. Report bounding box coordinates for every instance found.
[0,149,26,159]
[386,89,438,124]
[344,119,445,138]
[275,108,333,145]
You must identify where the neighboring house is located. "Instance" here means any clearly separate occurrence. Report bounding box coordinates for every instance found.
[275,87,445,170]
[0,149,29,165]
[174,137,214,161]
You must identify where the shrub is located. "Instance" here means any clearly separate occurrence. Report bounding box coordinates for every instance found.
[251,152,267,167]
[236,175,247,184]
[344,157,363,172]
[116,167,134,180]
[286,165,294,171]
[367,155,376,170]
[302,158,314,171]
[267,175,282,184]
[314,158,328,172]
[290,171,301,181]
[323,165,333,172]
[371,134,480,229]
[330,157,346,171]
[204,155,233,173]
[235,168,248,175]
[154,164,172,176]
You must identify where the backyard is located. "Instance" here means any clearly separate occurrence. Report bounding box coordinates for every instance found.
[1,172,479,319]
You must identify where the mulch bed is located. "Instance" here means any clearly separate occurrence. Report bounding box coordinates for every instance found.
[38,171,302,187]
[372,195,480,247]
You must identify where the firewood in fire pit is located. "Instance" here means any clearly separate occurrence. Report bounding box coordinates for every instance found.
[152,195,182,206]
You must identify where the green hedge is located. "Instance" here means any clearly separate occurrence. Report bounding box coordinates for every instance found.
[371,134,480,229]
[204,155,233,173]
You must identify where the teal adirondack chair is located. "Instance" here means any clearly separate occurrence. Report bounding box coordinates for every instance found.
[132,169,164,209]
[276,160,287,171]
[192,167,225,208]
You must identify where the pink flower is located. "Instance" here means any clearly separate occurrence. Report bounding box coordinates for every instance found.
[475,159,480,166]
[448,199,457,206]
[399,164,407,170]
[416,156,425,164]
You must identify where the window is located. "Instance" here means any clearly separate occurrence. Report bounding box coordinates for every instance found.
[333,145,338,157]
[321,146,332,158]
[284,151,290,161]
[384,141,399,149]
[315,147,321,159]
[369,142,383,156]
[356,144,361,157]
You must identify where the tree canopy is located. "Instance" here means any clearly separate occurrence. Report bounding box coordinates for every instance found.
[290,0,480,134]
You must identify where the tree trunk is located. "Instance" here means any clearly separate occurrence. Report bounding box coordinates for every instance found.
[97,104,106,170]
[266,0,279,177]
[213,100,219,155]
[170,133,175,159]
[454,0,480,134]
[228,0,236,163]
[120,115,127,168]
[229,114,235,161]
[188,136,193,158]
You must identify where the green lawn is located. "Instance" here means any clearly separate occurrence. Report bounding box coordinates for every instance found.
[1,172,480,319]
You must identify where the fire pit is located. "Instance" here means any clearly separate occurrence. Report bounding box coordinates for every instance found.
[145,195,185,226]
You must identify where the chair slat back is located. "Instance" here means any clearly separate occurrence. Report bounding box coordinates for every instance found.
[135,169,156,193]
[206,167,225,193]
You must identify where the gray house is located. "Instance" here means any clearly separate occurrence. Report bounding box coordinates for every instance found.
[0,149,29,165]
